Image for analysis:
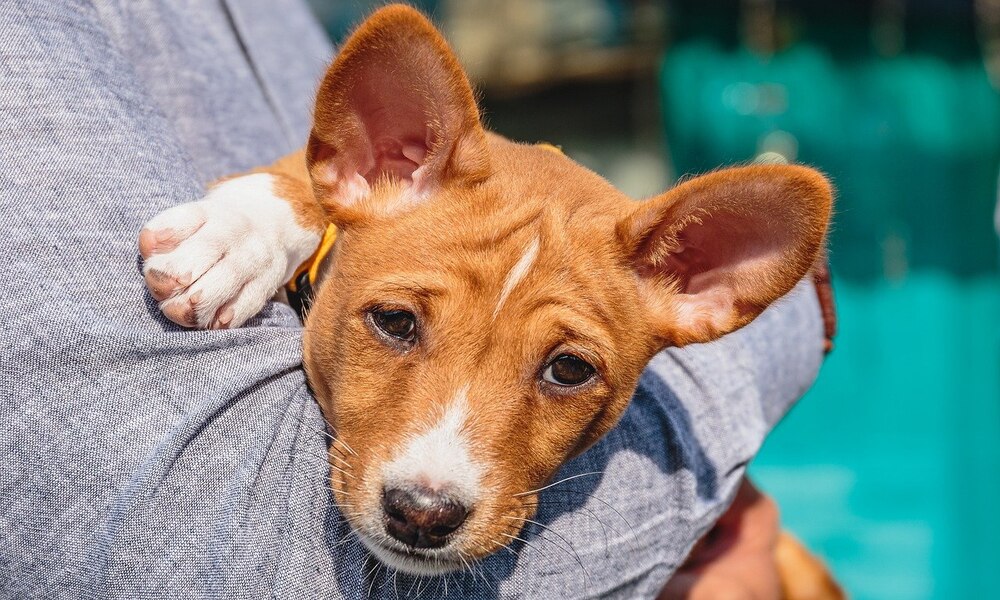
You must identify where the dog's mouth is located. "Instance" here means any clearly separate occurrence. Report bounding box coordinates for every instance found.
[357,532,466,575]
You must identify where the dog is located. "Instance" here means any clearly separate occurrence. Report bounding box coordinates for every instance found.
[138,5,839,596]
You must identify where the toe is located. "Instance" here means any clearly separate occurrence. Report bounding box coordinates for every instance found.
[144,268,189,301]
[161,291,202,328]
[138,229,158,258]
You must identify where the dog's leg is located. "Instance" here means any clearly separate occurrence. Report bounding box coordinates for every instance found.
[661,479,846,600]
[139,150,323,329]
[775,532,846,600]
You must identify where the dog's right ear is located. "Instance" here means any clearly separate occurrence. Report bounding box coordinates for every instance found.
[307,5,490,224]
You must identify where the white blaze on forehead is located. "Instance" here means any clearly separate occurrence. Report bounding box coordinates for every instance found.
[382,385,482,503]
[493,237,541,319]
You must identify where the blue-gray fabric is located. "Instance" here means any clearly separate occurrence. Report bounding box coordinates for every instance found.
[0,1,825,598]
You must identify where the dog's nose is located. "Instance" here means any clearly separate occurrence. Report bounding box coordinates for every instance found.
[381,486,470,549]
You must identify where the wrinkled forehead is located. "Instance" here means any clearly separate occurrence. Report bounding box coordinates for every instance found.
[342,183,630,335]
[395,153,624,255]
[382,184,616,272]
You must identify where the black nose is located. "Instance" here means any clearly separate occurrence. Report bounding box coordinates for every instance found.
[381,486,470,549]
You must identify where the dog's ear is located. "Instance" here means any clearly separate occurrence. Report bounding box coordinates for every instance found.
[619,164,832,346]
[306,5,489,223]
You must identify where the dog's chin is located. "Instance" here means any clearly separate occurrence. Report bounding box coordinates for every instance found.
[357,532,467,576]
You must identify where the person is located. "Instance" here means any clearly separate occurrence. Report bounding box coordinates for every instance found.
[0,1,827,598]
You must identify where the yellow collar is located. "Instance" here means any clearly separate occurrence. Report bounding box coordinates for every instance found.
[285,224,337,318]
[287,223,338,294]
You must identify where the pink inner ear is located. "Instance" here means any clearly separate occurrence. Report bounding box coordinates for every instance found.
[659,210,789,296]
[348,68,437,187]
[639,206,798,341]
[630,164,830,344]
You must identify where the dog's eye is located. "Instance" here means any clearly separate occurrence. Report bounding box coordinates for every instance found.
[370,309,417,343]
[542,354,595,387]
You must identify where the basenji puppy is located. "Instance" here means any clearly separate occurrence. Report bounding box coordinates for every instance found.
[138,5,839,596]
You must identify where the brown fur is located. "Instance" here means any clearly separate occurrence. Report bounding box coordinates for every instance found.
[776,533,847,599]
[252,4,837,589]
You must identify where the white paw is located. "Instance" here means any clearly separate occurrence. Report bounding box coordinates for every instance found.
[139,173,320,329]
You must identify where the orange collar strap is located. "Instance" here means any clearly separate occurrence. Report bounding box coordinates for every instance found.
[286,223,337,318]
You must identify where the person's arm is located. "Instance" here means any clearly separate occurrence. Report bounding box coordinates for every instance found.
[0,1,824,598]
[0,1,327,597]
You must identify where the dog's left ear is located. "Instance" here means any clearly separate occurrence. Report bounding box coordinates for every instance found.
[619,164,832,346]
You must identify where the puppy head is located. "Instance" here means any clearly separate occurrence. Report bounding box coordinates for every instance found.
[302,5,832,575]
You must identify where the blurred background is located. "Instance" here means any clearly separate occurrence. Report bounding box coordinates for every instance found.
[307,1,1000,597]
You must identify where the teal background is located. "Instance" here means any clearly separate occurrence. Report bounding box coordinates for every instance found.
[660,4,1000,598]
[753,276,999,599]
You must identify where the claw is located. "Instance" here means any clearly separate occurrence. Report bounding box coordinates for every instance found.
[215,304,235,328]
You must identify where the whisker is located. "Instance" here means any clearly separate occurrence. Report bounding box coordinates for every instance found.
[518,500,620,547]
[458,550,483,590]
[305,458,357,481]
[328,473,352,490]
[365,560,383,598]
[462,550,493,592]
[295,452,356,480]
[332,528,360,549]
[328,463,356,480]
[328,442,350,456]
[532,489,638,547]
[476,562,494,593]
[511,471,604,497]
[327,450,354,469]
[288,448,331,462]
[331,435,359,457]
[502,516,588,580]
[286,411,334,439]
[500,532,544,556]
[295,453,353,483]
[406,571,420,597]
[288,411,358,458]
[493,538,520,559]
